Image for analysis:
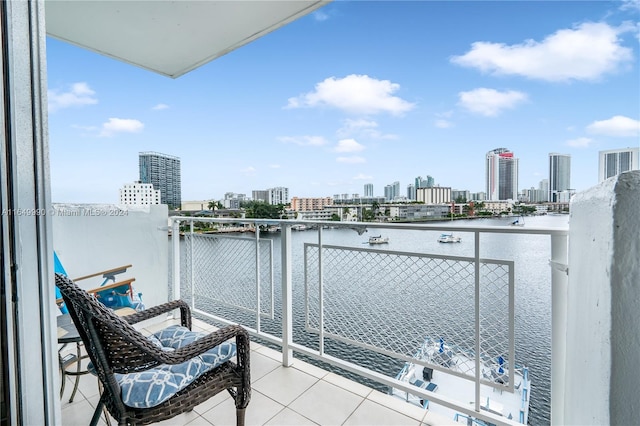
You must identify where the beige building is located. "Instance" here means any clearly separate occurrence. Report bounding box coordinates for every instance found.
[416,187,451,204]
[291,196,333,211]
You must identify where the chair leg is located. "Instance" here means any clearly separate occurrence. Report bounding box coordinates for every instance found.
[90,398,105,426]
[236,408,246,426]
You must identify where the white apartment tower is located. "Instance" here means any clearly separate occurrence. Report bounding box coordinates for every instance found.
[268,187,289,205]
[486,148,519,201]
[598,147,639,182]
[119,181,161,205]
[549,153,571,202]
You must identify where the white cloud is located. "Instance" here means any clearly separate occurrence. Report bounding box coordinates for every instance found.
[48,82,98,112]
[240,166,256,174]
[458,88,528,117]
[620,0,640,12]
[99,118,144,137]
[586,115,640,137]
[435,119,453,129]
[337,118,397,139]
[278,135,328,146]
[152,103,169,110]
[451,22,634,82]
[337,156,366,164]
[269,164,281,169]
[353,173,373,180]
[334,138,365,153]
[286,74,415,116]
[313,10,329,21]
[566,137,594,148]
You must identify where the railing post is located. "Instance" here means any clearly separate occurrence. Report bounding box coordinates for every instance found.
[551,233,568,425]
[255,225,261,333]
[172,219,181,300]
[281,223,293,366]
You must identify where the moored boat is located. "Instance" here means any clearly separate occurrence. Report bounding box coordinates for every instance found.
[368,235,389,244]
[391,337,531,424]
[438,233,461,243]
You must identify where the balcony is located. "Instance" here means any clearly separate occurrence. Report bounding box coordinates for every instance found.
[60,317,443,426]
[55,209,570,425]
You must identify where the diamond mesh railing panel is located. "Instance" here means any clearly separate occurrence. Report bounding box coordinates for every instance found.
[182,234,273,320]
[305,244,512,383]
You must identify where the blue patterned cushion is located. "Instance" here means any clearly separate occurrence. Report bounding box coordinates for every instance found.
[116,325,236,408]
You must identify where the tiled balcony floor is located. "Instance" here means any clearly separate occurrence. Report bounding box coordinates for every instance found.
[59,317,455,426]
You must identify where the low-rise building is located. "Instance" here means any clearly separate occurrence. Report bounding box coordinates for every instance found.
[119,181,161,206]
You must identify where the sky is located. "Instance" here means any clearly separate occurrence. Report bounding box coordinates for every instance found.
[46,1,640,204]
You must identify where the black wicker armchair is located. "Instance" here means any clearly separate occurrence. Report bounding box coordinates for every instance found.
[55,273,251,426]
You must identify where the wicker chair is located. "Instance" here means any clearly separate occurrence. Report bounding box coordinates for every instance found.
[55,273,251,426]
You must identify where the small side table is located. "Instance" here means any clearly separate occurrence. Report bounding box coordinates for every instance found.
[57,314,90,403]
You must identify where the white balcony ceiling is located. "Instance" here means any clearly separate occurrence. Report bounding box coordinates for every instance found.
[45,0,329,78]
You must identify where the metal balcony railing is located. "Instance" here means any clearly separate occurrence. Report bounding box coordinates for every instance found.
[169,217,569,426]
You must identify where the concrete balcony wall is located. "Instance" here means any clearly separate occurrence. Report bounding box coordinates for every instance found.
[52,204,169,310]
[565,170,639,425]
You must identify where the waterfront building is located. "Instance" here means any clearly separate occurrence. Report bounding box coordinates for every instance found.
[470,192,486,201]
[407,184,416,201]
[222,192,247,209]
[486,148,518,201]
[119,181,161,206]
[598,147,639,182]
[452,189,470,202]
[139,151,181,209]
[364,183,374,197]
[291,197,333,212]
[483,201,514,215]
[416,186,451,204]
[268,187,289,205]
[549,153,571,202]
[388,203,450,220]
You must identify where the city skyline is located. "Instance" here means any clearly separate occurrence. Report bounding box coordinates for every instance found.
[47,2,639,204]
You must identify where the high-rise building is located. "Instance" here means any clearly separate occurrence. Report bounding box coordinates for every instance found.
[252,190,269,203]
[119,181,161,206]
[364,183,374,197]
[268,187,289,205]
[486,148,519,201]
[139,151,181,209]
[549,153,571,202]
[598,147,639,182]
[384,181,400,201]
[415,175,435,189]
[407,184,416,201]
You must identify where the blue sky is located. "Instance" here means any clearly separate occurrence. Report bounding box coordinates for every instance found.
[47,1,640,203]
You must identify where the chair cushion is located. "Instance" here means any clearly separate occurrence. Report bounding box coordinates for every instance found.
[116,325,236,408]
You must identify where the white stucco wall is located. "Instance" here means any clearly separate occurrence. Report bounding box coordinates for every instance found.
[52,204,169,311]
[564,170,639,425]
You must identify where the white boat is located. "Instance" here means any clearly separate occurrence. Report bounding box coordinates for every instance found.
[368,235,389,244]
[391,337,531,424]
[438,233,461,243]
[291,224,307,231]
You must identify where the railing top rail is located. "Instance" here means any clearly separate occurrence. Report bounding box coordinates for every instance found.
[168,216,569,236]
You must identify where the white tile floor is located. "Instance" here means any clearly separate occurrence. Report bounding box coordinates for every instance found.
[59,318,447,426]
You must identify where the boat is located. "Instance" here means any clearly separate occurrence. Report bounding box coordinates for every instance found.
[391,337,531,424]
[510,216,525,227]
[291,224,307,231]
[368,235,389,244]
[438,233,461,243]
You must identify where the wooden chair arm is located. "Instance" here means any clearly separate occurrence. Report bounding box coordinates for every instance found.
[86,278,136,295]
[73,264,133,282]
